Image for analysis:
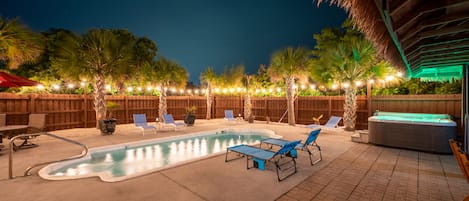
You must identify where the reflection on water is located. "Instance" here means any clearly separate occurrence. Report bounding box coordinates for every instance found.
[50,132,265,178]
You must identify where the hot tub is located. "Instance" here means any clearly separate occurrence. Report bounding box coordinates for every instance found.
[368,111,456,153]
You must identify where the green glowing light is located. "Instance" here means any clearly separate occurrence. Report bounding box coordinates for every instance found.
[411,66,462,81]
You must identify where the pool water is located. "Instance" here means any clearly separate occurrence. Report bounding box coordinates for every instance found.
[40,129,279,182]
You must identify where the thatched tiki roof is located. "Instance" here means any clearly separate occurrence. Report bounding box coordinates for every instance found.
[316,0,469,78]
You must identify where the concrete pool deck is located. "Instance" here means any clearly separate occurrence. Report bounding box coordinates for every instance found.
[0,119,468,201]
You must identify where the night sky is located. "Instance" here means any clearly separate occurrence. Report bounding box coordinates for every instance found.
[1,0,347,83]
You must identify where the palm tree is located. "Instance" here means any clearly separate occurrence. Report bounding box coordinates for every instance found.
[268,47,310,125]
[243,65,271,120]
[200,67,220,120]
[51,29,134,129]
[0,17,43,69]
[150,56,188,121]
[310,22,392,130]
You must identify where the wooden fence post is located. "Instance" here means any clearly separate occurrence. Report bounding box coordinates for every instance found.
[124,96,129,123]
[367,82,372,117]
[82,86,88,128]
[29,94,36,114]
[294,96,299,123]
[328,96,332,117]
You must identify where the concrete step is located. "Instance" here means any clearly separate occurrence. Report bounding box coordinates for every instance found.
[351,130,369,143]
[351,133,362,143]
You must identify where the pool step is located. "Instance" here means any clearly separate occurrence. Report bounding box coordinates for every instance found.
[351,130,369,143]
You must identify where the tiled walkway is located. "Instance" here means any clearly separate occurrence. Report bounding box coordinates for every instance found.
[277,143,469,201]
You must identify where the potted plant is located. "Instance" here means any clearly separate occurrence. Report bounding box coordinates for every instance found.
[184,106,197,126]
[99,101,119,135]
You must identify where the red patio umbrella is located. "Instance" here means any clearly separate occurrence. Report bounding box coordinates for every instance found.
[0,71,39,88]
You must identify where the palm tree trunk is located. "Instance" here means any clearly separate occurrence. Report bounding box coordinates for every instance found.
[116,81,125,95]
[206,83,213,120]
[158,84,167,121]
[343,87,357,131]
[244,92,252,120]
[286,77,296,126]
[93,73,106,128]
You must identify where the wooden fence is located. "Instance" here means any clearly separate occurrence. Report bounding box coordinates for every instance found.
[0,93,461,132]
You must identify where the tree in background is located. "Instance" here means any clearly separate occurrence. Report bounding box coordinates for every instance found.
[268,47,310,125]
[200,67,218,119]
[310,21,392,130]
[149,55,188,121]
[110,33,157,94]
[0,17,44,69]
[51,29,134,129]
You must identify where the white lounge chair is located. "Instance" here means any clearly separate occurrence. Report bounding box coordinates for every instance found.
[305,116,342,130]
[224,110,236,121]
[163,114,186,130]
[133,114,157,135]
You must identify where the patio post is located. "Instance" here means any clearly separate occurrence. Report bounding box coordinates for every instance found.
[463,64,469,153]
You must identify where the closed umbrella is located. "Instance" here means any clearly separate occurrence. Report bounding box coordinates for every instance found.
[0,71,39,88]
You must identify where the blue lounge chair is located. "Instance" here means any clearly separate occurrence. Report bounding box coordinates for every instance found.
[225,140,301,181]
[306,116,342,129]
[163,114,186,130]
[261,129,322,165]
[224,110,236,121]
[133,114,157,135]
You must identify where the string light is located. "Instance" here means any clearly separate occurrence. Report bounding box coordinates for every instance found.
[67,83,75,89]
[52,84,60,90]
[222,88,228,93]
[194,89,199,94]
[310,84,316,89]
[300,84,306,89]
[80,82,86,87]
[146,86,152,91]
[229,88,235,93]
[276,87,281,92]
[397,72,403,77]
[105,85,111,90]
[331,84,338,89]
[127,87,133,92]
[37,84,45,90]
[355,81,362,87]
[179,89,184,93]
[369,79,374,84]
[137,87,142,92]
[171,88,176,93]
[342,83,349,88]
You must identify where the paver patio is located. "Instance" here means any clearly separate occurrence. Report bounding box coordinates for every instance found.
[0,119,468,201]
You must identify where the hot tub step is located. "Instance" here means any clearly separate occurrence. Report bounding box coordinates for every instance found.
[351,130,369,143]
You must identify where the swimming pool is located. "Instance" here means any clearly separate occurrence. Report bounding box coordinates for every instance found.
[39,128,281,182]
